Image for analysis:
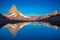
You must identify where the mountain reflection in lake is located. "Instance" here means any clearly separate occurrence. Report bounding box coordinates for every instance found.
[0,22,60,40]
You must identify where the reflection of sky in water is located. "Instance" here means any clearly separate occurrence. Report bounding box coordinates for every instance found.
[0,22,60,40]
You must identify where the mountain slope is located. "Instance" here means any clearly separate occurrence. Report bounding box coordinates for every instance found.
[36,10,60,21]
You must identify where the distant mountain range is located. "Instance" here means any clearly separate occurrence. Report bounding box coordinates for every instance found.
[30,10,59,21]
[1,4,60,22]
[0,4,60,27]
[36,10,60,22]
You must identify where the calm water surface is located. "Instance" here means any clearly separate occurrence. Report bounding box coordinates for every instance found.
[0,22,60,40]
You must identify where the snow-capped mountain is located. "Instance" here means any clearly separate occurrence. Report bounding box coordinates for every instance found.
[6,4,29,20]
[36,10,59,20]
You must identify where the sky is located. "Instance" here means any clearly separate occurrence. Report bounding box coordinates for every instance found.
[0,0,60,16]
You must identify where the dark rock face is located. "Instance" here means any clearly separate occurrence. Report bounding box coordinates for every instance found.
[0,14,9,21]
[0,14,10,27]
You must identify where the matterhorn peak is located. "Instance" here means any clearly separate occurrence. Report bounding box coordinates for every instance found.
[11,4,17,10]
[7,4,19,15]
[7,4,24,17]
[6,4,29,20]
